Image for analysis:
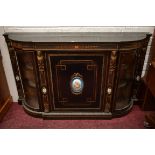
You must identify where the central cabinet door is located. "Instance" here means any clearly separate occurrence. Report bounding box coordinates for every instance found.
[47,52,108,111]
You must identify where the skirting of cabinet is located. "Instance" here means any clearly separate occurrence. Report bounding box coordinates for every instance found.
[0,96,12,121]
[22,100,133,119]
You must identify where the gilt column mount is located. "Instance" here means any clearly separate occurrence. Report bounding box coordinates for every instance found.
[36,50,50,112]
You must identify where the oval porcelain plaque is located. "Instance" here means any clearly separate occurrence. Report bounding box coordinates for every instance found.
[70,76,84,94]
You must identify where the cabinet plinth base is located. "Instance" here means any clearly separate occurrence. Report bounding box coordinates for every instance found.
[22,101,133,119]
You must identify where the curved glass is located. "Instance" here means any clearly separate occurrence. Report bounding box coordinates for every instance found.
[17,52,40,110]
[115,52,136,110]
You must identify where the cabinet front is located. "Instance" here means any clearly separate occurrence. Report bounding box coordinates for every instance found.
[47,52,108,111]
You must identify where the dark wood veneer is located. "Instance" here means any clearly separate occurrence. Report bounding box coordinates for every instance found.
[4,32,151,119]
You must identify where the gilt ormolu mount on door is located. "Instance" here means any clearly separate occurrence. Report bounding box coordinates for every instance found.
[4,32,151,119]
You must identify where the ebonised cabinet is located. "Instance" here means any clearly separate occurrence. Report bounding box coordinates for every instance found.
[4,32,151,119]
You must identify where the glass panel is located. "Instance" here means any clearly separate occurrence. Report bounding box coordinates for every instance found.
[115,52,136,110]
[17,52,40,110]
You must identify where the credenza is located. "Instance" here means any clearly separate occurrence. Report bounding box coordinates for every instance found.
[4,32,151,119]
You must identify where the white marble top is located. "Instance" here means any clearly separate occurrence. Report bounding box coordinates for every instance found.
[5,32,149,42]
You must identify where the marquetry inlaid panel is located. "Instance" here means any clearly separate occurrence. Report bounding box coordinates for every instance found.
[48,53,107,111]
